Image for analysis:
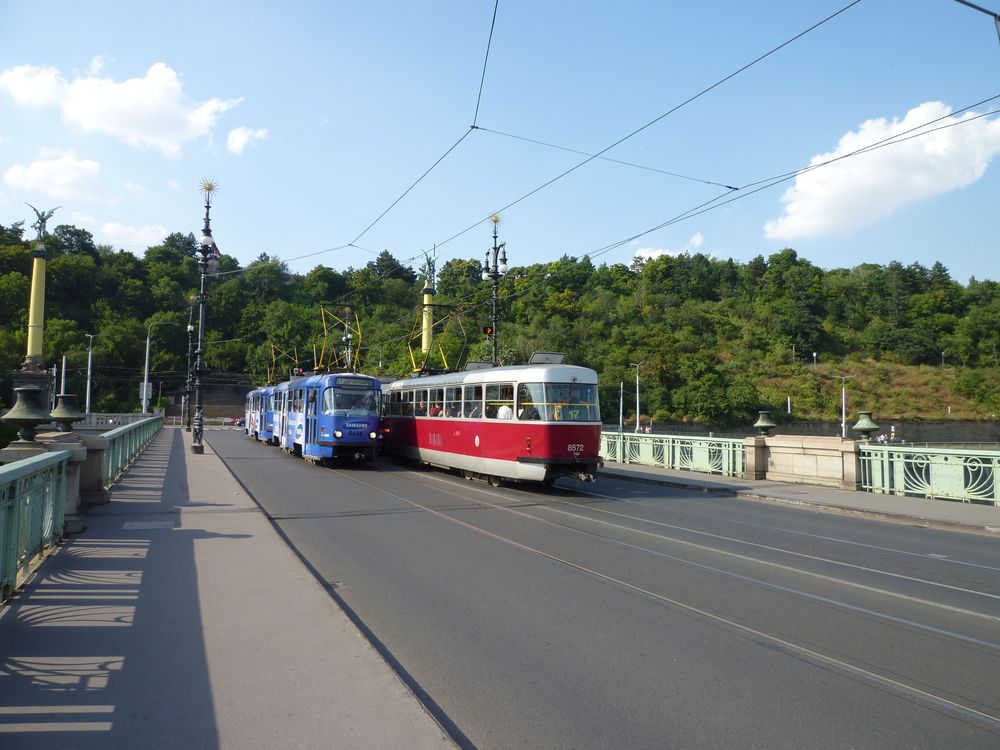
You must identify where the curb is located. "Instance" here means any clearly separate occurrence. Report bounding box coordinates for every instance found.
[600,468,1000,536]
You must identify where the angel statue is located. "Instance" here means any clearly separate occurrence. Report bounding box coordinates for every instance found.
[26,203,60,240]
[421,248,436,288]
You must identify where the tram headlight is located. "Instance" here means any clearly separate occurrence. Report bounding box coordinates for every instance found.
[334,429,343,439]
[369,431,377,440]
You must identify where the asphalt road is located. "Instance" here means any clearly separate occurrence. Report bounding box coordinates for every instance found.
[208,430,1000,750]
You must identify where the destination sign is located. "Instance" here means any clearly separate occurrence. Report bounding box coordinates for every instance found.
[336,377,374,388]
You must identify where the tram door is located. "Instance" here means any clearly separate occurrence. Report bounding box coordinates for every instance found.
[305,388,318,448]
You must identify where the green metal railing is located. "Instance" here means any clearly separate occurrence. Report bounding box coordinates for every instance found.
[601,431,746,477]
[859,444,1000,505]
[0,450,69,602]
[102,416,163,487]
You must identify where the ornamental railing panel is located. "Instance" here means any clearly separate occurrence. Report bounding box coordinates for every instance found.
[0,450,69,603]
[601,432,745,477]
[859,444,999,506]
[102,416,163,488]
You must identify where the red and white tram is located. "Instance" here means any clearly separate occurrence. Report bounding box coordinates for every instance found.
[382,362,602,485]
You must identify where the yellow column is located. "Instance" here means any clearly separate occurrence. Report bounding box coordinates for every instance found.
[25,254,46,363]
[421,285,434,354]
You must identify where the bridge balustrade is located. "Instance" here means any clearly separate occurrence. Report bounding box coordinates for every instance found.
[102,417,163,487]
[859,444,1000,506]
[0,416,162,605]
[0,451,68,601]
[601,431,746,477]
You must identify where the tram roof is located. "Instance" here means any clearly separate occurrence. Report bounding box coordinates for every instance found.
[385,363,597,390]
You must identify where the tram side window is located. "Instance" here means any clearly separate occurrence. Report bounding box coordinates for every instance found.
[413,389,428,417]
[463,385,482,418]
[517,383,545,420]
[485,383,514,419]
[428,388,444,417]
[445,387,462,417]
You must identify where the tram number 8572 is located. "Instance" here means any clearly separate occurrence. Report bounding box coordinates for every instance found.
[567,443,584,453]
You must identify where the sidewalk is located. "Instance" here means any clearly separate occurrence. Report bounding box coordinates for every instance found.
[600,461,1000,535]
[0,427,454,749]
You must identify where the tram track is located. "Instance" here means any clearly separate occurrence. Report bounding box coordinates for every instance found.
[209,432,1000,746]
[400,468,1000,619]
[323,465,1000,726]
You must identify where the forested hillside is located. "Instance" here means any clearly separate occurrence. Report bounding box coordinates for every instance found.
[2,220,998,427]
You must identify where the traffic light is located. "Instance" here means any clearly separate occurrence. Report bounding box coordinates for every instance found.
[482,325,495,336]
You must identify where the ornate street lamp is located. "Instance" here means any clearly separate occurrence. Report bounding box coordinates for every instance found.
[184,306,194,431]
[191,180,220,454]
[481,214,508,366]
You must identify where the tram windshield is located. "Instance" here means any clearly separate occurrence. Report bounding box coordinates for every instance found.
[518,382,600,422]
[322,388,379,416]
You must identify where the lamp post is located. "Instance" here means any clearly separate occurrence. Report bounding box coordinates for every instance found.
[191,180,221,455]
[630,361,644,432]
[143,321,177,414]
[85,334,94,414]
[184,306,194,431]
[481,214,508,366]
[837,375,849,438]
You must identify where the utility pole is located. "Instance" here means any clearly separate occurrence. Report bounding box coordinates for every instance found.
[85,333,94,414]
[630,361,644,432]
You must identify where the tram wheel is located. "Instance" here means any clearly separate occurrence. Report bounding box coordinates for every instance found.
[488,475,503,488]
[463,470,475,481]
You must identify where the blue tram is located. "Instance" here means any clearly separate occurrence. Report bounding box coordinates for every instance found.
[244,385,276,444]
[268,372,381,463]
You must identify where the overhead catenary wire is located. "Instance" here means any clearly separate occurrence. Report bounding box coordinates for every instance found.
[432,0,866,251]
[473,0,501,127]
[236,0,867,316]
[472,126,739,189]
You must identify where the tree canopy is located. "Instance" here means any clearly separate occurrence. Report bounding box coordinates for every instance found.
[1,223,998,423]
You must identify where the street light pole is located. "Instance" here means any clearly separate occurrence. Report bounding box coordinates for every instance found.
[837,375,849,438]
[143,321,176,414]
[184,306,194,431]
[630,361,644,432]
[192,180,220,455]
[481,214,508,366]
[85,333,94,414]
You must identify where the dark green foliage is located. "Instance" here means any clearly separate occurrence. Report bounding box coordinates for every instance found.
[0,220,998,423]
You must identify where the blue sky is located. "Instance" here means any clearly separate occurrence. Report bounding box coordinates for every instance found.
[1,0,998,284]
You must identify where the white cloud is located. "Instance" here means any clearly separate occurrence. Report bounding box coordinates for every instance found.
[633,233,707,262]
[764,101,1000,240]
[71,210,97,224]
[633,247,676,262]
[0,62,242,157]
[167,179,181,191]
[100,221,168,247]
[124,181,146,193]
[227,126,268,155]
[3,148,104,201]
[0,65,65,107]
[87,56,107,75]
